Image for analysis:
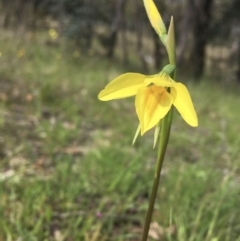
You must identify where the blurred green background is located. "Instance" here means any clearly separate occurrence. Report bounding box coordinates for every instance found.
[0,0,240,240]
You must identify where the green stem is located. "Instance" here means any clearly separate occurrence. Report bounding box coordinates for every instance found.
[141,107,173,241]
[141,16,176,241]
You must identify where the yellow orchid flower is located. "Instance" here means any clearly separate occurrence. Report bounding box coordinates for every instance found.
[143,0,166,38]
[98,72,198,135]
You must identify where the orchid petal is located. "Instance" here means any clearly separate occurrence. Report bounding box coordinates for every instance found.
[171,83,198,126]
[98,73,146,101]
[135,86,173,135]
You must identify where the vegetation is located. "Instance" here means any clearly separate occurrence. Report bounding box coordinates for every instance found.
[1,0,240,81]
[0,28,240,241]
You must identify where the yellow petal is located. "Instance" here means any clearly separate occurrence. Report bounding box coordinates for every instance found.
[98,73,146,101]
[143,0,166,36]
[135,86,173,135]
[171,83,198,126]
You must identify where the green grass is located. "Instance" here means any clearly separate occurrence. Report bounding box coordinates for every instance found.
[0,29,240,241]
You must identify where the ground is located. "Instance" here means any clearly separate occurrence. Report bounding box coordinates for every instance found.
[0,29,240,241]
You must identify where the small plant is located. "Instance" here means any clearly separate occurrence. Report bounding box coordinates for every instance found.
[98,0,198,240]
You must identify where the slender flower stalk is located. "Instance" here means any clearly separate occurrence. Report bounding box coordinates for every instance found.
[141,105,173,241]
[141,13,178,241]
[98,1,198,240]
